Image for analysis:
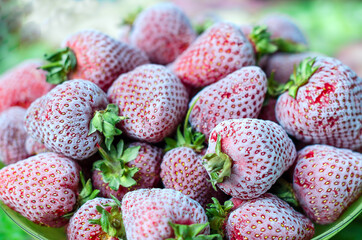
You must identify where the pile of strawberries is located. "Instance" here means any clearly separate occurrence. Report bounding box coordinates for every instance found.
[0,3,361,240]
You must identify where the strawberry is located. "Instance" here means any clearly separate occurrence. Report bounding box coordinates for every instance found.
[0,152,80,227]
[129,3,196,65]
[40,29,149,91]
[260,14,308,47]
[0,107,30,165]
[107,64,189,143]
[224,193,314,240]
[24,79,120,160]
[0,59,53,113]
[275,57,362,150]
[293,144,362,224]
[121,188,220,240]
[67,197,125,240]
[203,118,296,199]
[92,140,163,200]
[189,66,267,141]
[171,21,255,88]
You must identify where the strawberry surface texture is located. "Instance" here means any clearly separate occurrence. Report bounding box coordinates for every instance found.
[0,152,80,227]
[25,79,108,160]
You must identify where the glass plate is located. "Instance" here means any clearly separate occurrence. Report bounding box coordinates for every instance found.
[1,197,361,240]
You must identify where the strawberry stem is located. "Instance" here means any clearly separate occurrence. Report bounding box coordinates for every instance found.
[39,47,77,84]
[206,197,234,238]
[249,25,278,64]
[167,222,222,240]
[94,140,140,190]
[89,104,127,151]
[165,97,205,152]
[203,134,232,190]
[88,195,126,239]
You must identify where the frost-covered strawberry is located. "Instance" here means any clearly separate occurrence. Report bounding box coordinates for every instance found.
[41,30,149,91]
[92,140,163,200]
[0,59,52,113]
[130,3,196,64]
[171,21,255,88]
[0,152,80,227]
[122,188,219,240]
[67,197,125,240]
[225,193,314,240]
[204,118,296,199]
[275,57,362,150]
[293,145,362,224]
[0,107,30,165]
[25,79,109,160]
[107,64,189,143]
[189,66,267,140]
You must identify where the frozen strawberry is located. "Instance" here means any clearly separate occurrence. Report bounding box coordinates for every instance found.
[275,57,362,150]
[92,140,163,200]
[121,188,216,240]
[67,197,125,240]
[0,107,30,165]
[225,193,314,240]
[0,152,80,227]
[107,64,189,143]
[40,29,149,91]
[189,66,267,140]
[129,3,196,64]
[204,118,296,199]
[171,21,255,88]
[0,59,52,113]
[293,145,362,224]
[25,79,109,160]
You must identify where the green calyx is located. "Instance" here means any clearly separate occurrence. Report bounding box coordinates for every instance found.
[194,18,215,35]
[39,47,77,84]
[249,25,278,64]
[63,172,100,219]
[165,97,205,153]
[202,134,232,190]
[167,222,222,240]
[269,178,300,211]
[264,71,286,101]
[206,197,234,238]
[94,139,141,191]
[121,6,142,26]
[266,57,319,99]
[89,104,127,151]
[88,195,126,239]
[285,57,319,98]
[271,38,308,53]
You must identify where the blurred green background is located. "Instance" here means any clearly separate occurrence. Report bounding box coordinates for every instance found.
[0,0,361,239]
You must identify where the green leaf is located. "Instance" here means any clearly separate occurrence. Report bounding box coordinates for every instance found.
[248,25,278,64]
[203,135,232,190]
[121,6,143,26]
[272,38,308,53]
[122,145,141,163]
[206,198,234,238]
[39,47,77,84]
[269,178,300,211]
[167,222,222,240]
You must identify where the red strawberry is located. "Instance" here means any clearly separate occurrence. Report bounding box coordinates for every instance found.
[203,118,296,199]
[41,29,149,91]
[92,140,163,200]
[0,107,30,165]
[25,79,109,160]
[107,64,189,143]
[225,193,314,240]
[0,59,52,113]
[293,144,362,224]
[189,66,267,140]
[67,197,125,240]
[0,152,80,227]
[161,147,218,208]
[121,188,215,240]
[129,3,196,65]
[275,57,362,150]
[171,21,255,88]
